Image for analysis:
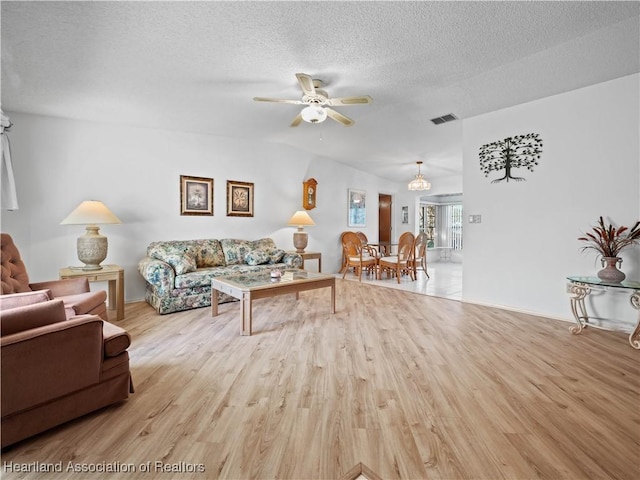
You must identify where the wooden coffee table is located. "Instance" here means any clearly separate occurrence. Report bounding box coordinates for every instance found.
[211,269,336,335]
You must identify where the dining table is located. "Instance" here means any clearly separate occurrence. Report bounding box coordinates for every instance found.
[366,241,398,257]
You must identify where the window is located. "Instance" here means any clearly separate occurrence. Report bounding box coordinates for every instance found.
[438,204,463,250]
[419,202,463,250]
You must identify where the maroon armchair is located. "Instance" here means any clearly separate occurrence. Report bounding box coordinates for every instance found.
[0,296,133,447]
[0,233,107,320]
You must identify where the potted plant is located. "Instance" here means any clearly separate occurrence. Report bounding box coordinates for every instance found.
[578,216,640,282]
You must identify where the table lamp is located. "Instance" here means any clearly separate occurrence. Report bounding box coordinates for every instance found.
[287,210,315,253]
[61,200,121,270]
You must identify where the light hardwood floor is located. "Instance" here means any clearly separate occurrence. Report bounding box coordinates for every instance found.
[2,279,639,479]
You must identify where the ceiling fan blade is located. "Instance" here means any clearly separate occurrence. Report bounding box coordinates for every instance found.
[326,95,373,106]
[290,113,303,127]
[295,73,316,96]
[253,97,303,105]
[326,108,354,127]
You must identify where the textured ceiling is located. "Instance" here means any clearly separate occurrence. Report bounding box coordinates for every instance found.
[2,1,639,184]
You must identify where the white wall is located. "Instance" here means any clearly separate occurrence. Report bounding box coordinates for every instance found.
[463,74,640,325]
[1,113,407,302]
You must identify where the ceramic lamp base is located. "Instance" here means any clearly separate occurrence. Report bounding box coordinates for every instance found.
[77,225,107,270]
[293,231,308,253]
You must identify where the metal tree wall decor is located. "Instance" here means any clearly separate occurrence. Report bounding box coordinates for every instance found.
[479,133,543,183]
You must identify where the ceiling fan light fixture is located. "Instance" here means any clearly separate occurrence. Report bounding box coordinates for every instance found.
[408,161,431,191]
[300,105,327,123]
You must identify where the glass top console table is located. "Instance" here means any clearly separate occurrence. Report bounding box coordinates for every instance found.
[566,276,640,349]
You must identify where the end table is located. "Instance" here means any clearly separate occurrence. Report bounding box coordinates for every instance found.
[290,251,322,272]
[59,264,125,321]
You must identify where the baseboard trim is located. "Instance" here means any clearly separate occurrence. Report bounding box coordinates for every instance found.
[460,297,573,324]
[124,297,145,304]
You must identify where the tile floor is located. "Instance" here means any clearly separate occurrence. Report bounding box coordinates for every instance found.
[339,261,462,301]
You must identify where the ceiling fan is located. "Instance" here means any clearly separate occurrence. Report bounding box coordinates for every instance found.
[253,73,373,127]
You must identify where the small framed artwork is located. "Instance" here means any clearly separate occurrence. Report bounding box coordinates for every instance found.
[348,188,366,227]
[227,180,254,217]
[401,206,409,224]
[180,175,213,216]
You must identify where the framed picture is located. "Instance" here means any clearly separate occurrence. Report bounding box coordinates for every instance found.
[227,180,254,217]
[180,175,213,216]
[348,188,366,227]
[401,206,409,224]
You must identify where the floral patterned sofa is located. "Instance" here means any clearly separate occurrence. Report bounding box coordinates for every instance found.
[138,238,302,314]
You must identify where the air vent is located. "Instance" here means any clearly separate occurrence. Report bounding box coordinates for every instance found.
[431,113,458,125]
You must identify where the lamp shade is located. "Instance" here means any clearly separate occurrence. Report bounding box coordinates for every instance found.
[61,200,122,225]
[287,210,315,227]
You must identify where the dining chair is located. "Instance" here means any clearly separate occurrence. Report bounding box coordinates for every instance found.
[412,232,429,278]
[355,231,381,259]
[378,232,415,283]
[341,231,378,281]
[340,231,352,272]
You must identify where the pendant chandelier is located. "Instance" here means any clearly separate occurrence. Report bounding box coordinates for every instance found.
[408,161,431,191]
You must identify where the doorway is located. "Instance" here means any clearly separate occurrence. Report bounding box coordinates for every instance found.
[378,194,392,243]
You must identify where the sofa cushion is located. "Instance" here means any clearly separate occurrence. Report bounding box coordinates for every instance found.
[251,238,277,252]
[165,251,197,275]
[245,250,270,266]
[220,239,254,265]
[174,263,291,289]
[268,249,285,264]
[193,239,225,267]
[153,245,197,275]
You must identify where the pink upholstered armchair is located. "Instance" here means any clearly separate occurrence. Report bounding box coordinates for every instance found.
[0,233,107,320]
[0,296,134,447]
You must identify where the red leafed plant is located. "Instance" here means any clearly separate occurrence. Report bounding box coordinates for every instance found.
[578,216,640,258]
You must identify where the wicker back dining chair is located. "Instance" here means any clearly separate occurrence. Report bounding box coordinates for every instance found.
[354,231,381,259]
[378,232,415,283]
[412,232,429,278]
[341,231,378,282]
